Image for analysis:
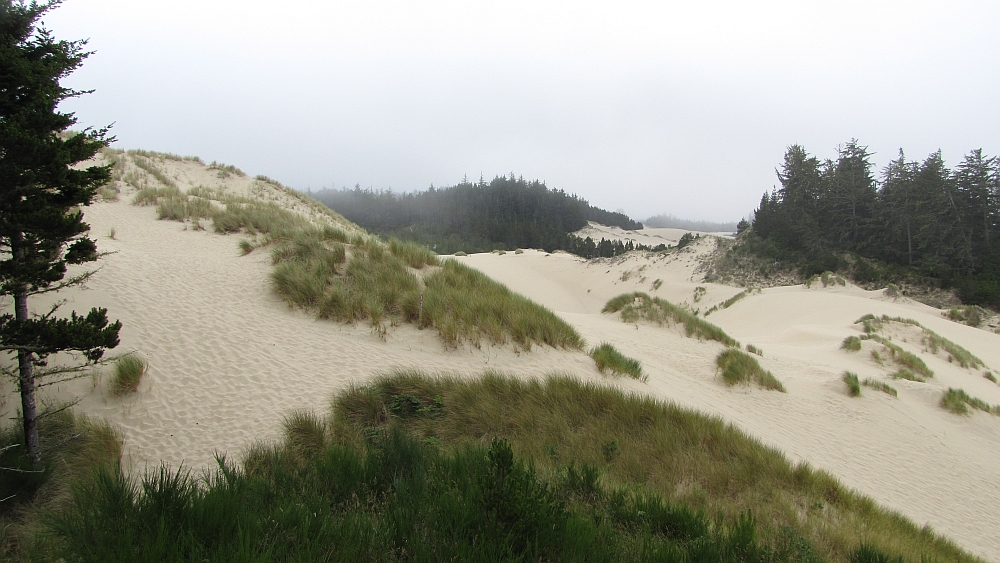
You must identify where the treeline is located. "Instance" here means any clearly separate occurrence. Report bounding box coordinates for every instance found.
[312,175,642,255]
[752,140,1000,305]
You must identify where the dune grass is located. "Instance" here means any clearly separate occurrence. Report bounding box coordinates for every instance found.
[109,354,147,396]
[604,292,739,347]
[862,379,898,397]
[0,410,122,561]
[704,289,749,316]
[746,344,763,356]
[940,388,1000,416]
[422,260,583,350]
[32,372,981,562]
[888,368,925,383]
[841,336,862,351]
[857,314,984,370]
[388,237,439,268]
[716,349,786,392]
[862,334,933,379]
[985,371,998,384]
[590,343,645,381]
[842,371,861,397]
[323,371,973,562]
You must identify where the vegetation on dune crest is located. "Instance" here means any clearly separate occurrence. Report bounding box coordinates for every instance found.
[856,314,984,372]
[3,372,976,562]
[940,388,1000,416]
[604,292,739,347]
[716,349,786,392]
[862,378,898,397]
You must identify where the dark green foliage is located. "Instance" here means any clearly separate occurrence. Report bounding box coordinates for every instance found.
[749,142,1000,308]
[313,175,642,255]
[716,349,786,392]
[677,232,698,249]
[50,428,825,563]
[590,343,644,380]
[0,0,121,465]
[604,292,739,347]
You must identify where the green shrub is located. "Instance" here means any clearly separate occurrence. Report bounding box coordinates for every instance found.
[604,292,738,347]
[842,371,861,397]
[946,306,983,327]
[716,349,785,392]
[841,336,862,351]
[862,379,897,397]
[110,354,147,396]
[590,343,644,381]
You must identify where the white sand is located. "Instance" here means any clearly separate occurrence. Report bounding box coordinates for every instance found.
[2,155,998,560]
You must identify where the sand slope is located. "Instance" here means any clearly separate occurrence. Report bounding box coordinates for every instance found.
[2,154,998,560]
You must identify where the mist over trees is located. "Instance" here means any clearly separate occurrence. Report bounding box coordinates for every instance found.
[751,140,1000,306]
[313,175,642,255]
[645,214,738,232]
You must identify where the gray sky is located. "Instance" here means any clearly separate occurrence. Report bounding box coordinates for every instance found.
[49,1,1000,222]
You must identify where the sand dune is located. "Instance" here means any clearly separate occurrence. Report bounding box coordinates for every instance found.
[2,154,998,560]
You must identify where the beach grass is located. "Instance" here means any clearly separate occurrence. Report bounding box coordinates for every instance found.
[109,354,147,396]
[842,371,861,397]
[590,343,645,381]
[940,388,1000,416]
[746,344,763,356]
[27,372,983,562]
[888,368,925,383]
[604,292,738,347]
[388,237,439,268]
[862,379,897,397]
[863,334,933,378]
[841,336,862,351]
[716,349,786,392]
[856,314,984,370]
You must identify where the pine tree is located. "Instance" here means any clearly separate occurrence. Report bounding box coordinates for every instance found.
[0,0,121,467]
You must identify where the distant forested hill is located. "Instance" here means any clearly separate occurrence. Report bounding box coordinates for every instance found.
[749,140,1000,306]
[313,175,641,254]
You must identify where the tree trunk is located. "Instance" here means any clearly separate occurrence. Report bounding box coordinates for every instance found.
[11,238,42,468]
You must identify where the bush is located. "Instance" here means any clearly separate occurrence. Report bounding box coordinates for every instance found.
[842,371,861,397]
[716,349,785,392]
[110,354,147,396]
[590,343,644,381]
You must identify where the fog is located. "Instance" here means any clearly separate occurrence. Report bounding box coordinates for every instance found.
[48,0,1000,222]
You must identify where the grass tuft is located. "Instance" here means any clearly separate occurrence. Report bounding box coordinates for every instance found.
[716,349,786,392]
[888,368,925,383]
[862,378,897,397]
[110,354,147,396]
[388,237,439,268]
[590,343,645,381]
[842,371,861,397]
[605,292,739,347]
[841,336,862,351]
[940,388,1000,416]
[745,344,763,356]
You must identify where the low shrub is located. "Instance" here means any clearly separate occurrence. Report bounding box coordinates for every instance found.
[716,349,785,392]
[842,371,861,397]
[590,343,644,381]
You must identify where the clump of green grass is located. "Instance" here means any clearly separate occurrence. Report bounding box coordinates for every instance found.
[842,371,861,397]
[388,237,439,268]
[423,260,583,350]
[984,371,998,384]
[940,388,1000,416]
[109,354,147,396]
[590,343,645,381]
[862,378,897,397]
[946,305,983,327]
[604,292,738,347]
[131,184,182,206]
[864,335,933,378]
[716,349,785,392]
[888,368,925,383]
[282,410,327,458]
[841,336,862,351]
[746,344,763,356]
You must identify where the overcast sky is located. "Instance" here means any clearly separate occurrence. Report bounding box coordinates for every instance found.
[48,1,1000,222]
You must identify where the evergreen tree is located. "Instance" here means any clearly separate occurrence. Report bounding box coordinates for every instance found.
[878,150,920,265]
[953,149,999,260]
[0,0,121,466]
